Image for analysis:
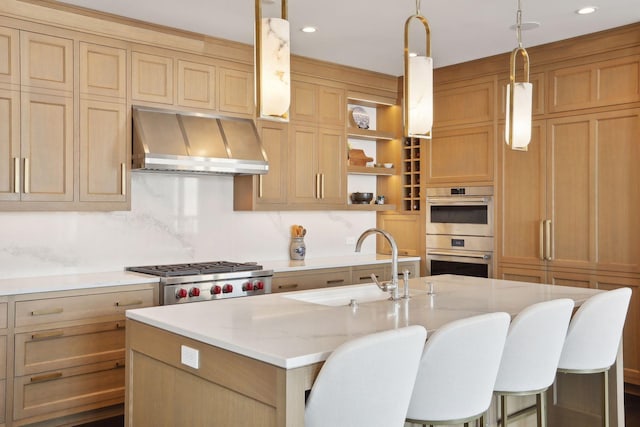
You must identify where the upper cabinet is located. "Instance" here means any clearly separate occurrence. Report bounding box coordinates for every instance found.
[0,27,19,89]
[80,42,126,100]
[131,49,254,117]
[290,80,345,127]
[20,31,73,95]
[548,56,640,113]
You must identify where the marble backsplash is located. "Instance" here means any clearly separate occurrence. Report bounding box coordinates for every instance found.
[0,173,377,279]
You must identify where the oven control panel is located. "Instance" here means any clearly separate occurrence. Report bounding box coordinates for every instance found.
[163,276,272,305]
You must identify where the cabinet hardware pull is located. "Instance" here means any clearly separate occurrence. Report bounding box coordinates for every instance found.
[115,299,143,307]
[121,163,126,196]
[24,158,30,194]
[278,284,298,290]
[321,174,325,199]
[31,330,64,340]
[258,175,263,198]
[31,307,63,316]
[115,322,125,329]
[359,276,377,280]
[539,220,545,260]
[428,250,491,260]
[115,361,126,369]
[14,157,20,193]
[426,197,488,204]
[315,174,320,199]
[30,372,63,383]
[545,220,553,261]
[326,279,344,285]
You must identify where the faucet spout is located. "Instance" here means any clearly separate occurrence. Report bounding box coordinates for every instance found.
[355,228,401,301]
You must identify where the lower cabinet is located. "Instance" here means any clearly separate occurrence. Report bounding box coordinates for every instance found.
[8,284,156,426]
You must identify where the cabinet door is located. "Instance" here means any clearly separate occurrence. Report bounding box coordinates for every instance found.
[79,100,128,203]
[434,78,494,128]
[218,67,253,116]
[178,59,216,110]
[20,31,73,94]
[20,92,73,202]
[256,120,288,205]
[425,124,494,184]
[377,213,422,256]
[289,124,319,203]
[498,121,546,267]
[594,109,640,273]
[318,86,345,127]
[131,51,174,104]
[80,42,126,100]
[290,80,317,123]
[0,89,20,201]
[317,127,345,204]
[0,26,19,89]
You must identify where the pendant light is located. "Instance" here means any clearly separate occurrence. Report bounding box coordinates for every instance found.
[255,0,290,121]
[505,0,532,150]
[403,0,433,139]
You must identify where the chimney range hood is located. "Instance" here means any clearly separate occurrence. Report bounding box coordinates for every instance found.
[132,107,268,175]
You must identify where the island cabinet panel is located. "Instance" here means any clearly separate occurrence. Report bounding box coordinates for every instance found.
[424,124,494,184]
[79,42,126,100]
[0,27,19,89]
[548,55,640,113]
[233,120,289,210]
[126,321,281,427]
[131,51,174,105]
[272,268,351,293]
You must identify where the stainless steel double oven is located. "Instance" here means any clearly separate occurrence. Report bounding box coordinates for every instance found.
[425,186,494,278]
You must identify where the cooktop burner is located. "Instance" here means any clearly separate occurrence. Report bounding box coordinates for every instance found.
[126,261,263,277]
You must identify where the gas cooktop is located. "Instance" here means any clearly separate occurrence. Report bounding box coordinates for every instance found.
[126,261,263,277]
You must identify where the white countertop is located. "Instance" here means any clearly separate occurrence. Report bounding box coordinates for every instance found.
[0,271,158,296]
[260,254,420,272]
[126,274,601,369]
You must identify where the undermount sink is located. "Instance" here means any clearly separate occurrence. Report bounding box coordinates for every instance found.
[283,284,390,306]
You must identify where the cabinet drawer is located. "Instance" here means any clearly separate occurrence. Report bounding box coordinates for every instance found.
[351,265,386,285]
[15,321,125,376]
[15,288,154,327]
[272,268,351,292]
[13,359,125,421]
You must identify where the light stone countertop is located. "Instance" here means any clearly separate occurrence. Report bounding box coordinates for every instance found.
[260,254,421,273]
[0,271,158,296]
[126,274,601,369]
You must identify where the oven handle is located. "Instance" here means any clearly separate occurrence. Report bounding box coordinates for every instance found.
[426,197,489,204]
[427,250,492,260]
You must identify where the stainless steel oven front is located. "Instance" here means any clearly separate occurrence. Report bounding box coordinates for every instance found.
[426,235,493,278]
[426,186,494,237]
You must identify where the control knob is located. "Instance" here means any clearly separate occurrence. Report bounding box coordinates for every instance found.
[189,287,201,297]
[255,281,264,290]
[243,282,254,291]
[211,285,222,295]
[222,284,233,294]
[176,288,188,299]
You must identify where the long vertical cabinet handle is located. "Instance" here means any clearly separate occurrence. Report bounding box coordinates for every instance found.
[23,158,30,194]
[258,175,263,198]
[121,163,126,196]
[320,174,325,199]
[545,220,553,261]
[315,174,320,199]
[13,157,20,193]
[539,220,545,260]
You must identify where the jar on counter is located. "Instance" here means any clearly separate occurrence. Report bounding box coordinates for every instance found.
[290,237,306,260]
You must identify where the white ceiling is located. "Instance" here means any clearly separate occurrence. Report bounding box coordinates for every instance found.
[57,0,639,76]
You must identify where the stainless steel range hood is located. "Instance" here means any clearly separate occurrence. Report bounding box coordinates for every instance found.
[132,107,268,175]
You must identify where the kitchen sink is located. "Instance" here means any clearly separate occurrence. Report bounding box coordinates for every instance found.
[282,284,389,306]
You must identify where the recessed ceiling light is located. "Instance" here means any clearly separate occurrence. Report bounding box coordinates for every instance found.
[576,6,598,15]
[301,26,317,33]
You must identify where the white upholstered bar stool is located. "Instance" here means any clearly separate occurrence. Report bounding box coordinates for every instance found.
[493,298,575,427]
[305,325,427,427]
[406,312,511,427]
[556,287,632,427]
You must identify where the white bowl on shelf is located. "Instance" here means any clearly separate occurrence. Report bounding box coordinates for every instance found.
[383,163,393,168]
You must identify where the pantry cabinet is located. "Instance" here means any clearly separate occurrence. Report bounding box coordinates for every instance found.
[0,27,19,89]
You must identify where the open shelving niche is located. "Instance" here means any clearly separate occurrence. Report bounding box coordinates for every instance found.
[346,97,401,211]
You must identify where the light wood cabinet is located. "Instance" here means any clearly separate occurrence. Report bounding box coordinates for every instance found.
[291,80,345,127]
[434,77,494,128]
[218,66,253,116]
[20,32,73,95]
[131,51,174,105]
[351,265,386,285]
[12,285,156,424]
[177,59,216,110]
[272,268,351,293]
[377,213,422,257]
[548,56,640,113]
[234,120,288,210]
[0,89,20,201]
[0,27,19,89]
[79,42,126,100]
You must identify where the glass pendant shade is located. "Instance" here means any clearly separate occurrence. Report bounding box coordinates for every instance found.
[408,55,433,137]
[505,82,532,150]
[259,17,290,119]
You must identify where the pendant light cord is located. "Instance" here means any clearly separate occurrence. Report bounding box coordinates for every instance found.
[415,0,421,15]
[516,0,523,48]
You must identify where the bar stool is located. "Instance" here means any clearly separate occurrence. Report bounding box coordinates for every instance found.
[556,287,632,427]
[406,312,511,427]
[493,298,575,427]
[305,325,427,427]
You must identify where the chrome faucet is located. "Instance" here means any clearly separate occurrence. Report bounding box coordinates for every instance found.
[355,228,404,301]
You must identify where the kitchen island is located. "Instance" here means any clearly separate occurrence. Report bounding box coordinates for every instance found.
[125,275,622,427]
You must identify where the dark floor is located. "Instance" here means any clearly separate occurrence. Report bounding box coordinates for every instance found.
[77,394,640,426]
